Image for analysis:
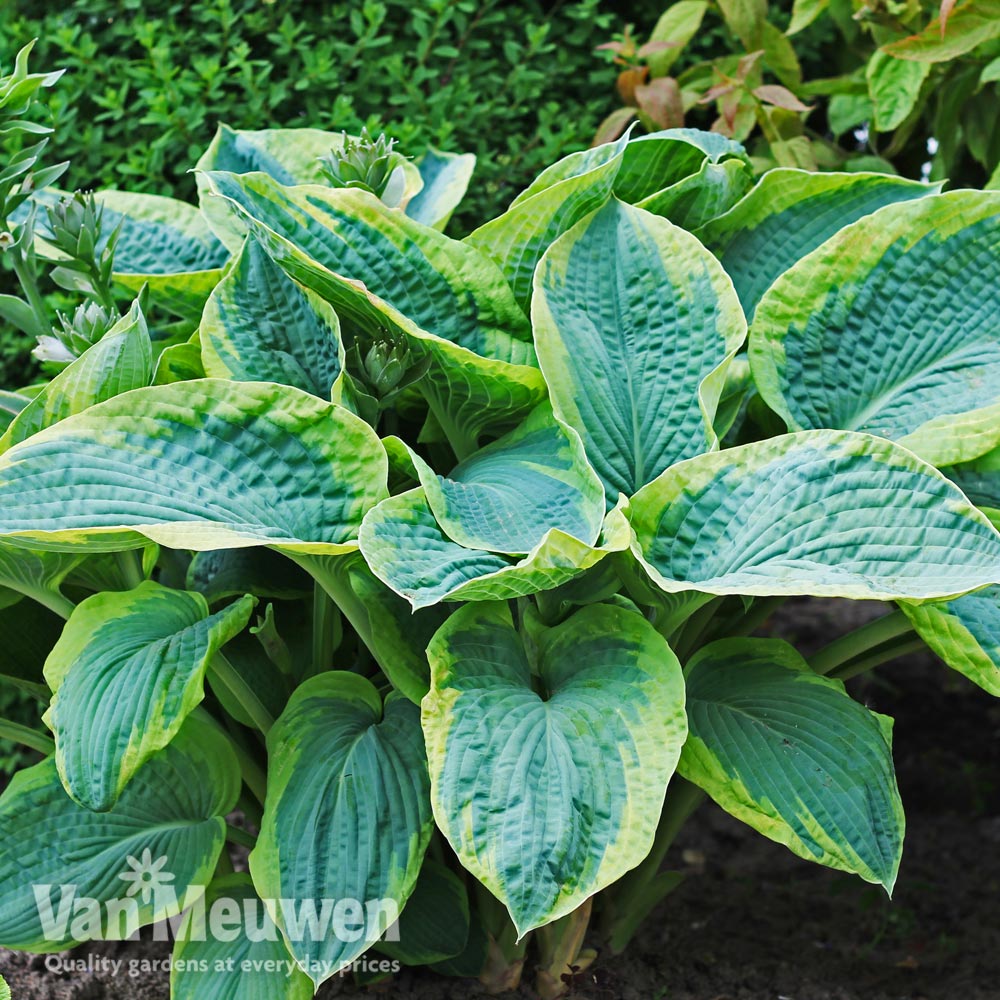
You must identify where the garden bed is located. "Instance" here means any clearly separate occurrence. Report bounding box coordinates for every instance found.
[4,599,997,1000]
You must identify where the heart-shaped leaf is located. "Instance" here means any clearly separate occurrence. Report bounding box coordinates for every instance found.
[43,582,254,811]
[202,172,543,447]
[422,601,687,937]
[360,489,628,610]
[680,638,903,891]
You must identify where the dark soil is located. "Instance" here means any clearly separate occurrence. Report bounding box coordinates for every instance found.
[4,599,999,1000]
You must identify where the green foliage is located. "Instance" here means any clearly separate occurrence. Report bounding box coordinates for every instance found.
[0,0,617,229]
[594,0,1000,184]
[2,45,1000,999]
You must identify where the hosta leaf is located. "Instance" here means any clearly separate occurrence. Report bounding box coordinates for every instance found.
[697,170,938,318]
[0,302,152,453]
[154,338,205,385]
[406,147,476,231]
[359,489,629,610]
[901,585,1000,696]
[377,859,470,965]
[200,236,343,397]
[466,132,630,311]
[196,125,423,250]
[944,447,1000,526]
[43,582,254,811]
[0,540,81,614]
[422,602,687,937]
[172,874,314,1000]
[867,50,931,132]
[0,715,238,951]
[249,672,433,987]
[680,638,903,890]
[197,125,352,186]
[636,157,754,230]
[407,405,605,553]
[92,191,229,318]
[533,198,745,500]
[0,379,387,555]
[202,172,544,445]
[613,129,749,205]
[628,430,1000,600]
[749,191,1000,465]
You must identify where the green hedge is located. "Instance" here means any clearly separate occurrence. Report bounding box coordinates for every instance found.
[0,0,621,230]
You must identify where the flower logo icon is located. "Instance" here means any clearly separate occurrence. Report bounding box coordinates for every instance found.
[118,849,175,904]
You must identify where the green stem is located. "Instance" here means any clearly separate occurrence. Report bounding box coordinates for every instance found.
[11,253,49,329]
[670,597,724,661]
[312,581,337,675]
[115,549,145,590]
[293,554,389,675]
[208,652,275,736]
[27,588,75,620]
[193,707,268,805]
[723,595,787,639]
[810,609,914,676]
[426,394,478,462]
[602,777,704,953]
[225,823,258,849]
[826,637,927,682]
[0,718,54,756]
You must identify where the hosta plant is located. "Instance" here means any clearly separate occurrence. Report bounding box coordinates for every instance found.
[2,69,1000,1000]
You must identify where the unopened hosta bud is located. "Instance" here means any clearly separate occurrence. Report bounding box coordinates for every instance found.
[46,191,101,262]
[320,128,401,200]
[35,300,118,364]
[363,335,413,395]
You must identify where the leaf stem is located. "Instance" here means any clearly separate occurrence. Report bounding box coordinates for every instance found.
[0,718,54,756]
[207,652,275,735]
[670,596,725,661]
[115,549,146,590]
[192,707,268,805]
[601,776,704,953]
[826,637,927,682]
[312,580,337,675]
[809,609,915,676]
[27,588,75,620]
[10,252,49,330]
[225,823,258,849]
